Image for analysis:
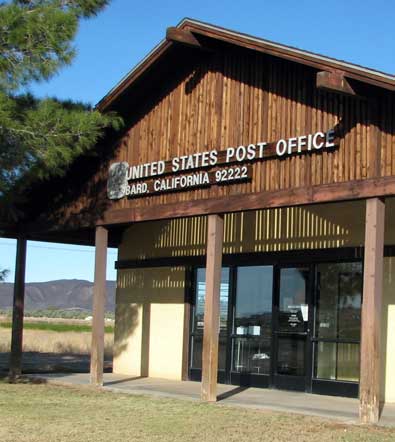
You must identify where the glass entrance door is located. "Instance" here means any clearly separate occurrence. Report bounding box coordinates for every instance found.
[230,265,274,387]
[189,267,230,383]
[273,266,312,391]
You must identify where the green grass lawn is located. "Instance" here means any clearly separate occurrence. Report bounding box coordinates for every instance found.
[0,321,114,334]
[1,379,395,442]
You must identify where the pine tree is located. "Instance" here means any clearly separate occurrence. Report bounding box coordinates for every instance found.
[0,268,8,281]
[0,0,123,279]
[0,0,122,199]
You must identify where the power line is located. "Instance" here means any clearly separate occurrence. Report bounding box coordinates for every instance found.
[0,242,117,255]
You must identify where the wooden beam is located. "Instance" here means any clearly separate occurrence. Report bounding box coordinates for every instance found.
[100,175,395,226]
[90,226,108,386]
[201,214,224,402]
[166,27,203,49]
[316,71,357,96]
[115,246,384,270]
[8,237,27,381]
[360,197,385,424]
[17,176,395,238]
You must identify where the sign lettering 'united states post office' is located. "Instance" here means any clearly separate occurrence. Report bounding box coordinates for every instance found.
[107,130,337,200]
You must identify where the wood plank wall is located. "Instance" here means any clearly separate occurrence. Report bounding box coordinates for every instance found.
[46,49,395,226]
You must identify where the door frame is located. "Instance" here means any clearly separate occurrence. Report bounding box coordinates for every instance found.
[271,263,314,392]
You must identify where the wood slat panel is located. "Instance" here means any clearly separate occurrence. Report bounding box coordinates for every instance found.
[112,54,379,208]
[29,49,395,230]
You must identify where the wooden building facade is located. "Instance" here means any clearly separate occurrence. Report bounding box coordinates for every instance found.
[3,19,395,424]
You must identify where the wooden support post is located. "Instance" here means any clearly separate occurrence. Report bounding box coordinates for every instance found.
[90,226,108,386]
[9,237,27,381]
[360,197,385,424]
[201,214,224,402]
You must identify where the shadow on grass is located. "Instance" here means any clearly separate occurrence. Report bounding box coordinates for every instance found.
[0,351,113,375]
[0,373,48,385]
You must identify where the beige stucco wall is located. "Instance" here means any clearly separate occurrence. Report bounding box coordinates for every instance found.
[114,198,395,399]
[113,267,185,380]
[381,257,395,402]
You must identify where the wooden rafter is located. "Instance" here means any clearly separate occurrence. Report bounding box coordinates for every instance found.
[316,70,357,96]
[166,27,203,49]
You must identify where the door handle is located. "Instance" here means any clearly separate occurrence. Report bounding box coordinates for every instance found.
[274,331,308,336]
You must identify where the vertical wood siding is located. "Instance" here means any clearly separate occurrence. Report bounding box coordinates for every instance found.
[107,50,394,213]
[48,49,395,227]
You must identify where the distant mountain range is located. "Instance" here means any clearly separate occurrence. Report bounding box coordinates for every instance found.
[0,279,116,312]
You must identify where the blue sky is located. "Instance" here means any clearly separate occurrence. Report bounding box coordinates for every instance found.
[1,0,395,282]
[0,239,118,283]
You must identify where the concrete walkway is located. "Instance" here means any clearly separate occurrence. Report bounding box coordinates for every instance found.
[28,373,395,426]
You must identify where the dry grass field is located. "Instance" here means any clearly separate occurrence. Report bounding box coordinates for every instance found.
[0,328,113,357]
[1,380,395,442]
[0,318,113,358]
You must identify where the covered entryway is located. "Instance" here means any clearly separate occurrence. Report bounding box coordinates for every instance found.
[188,258,362,398]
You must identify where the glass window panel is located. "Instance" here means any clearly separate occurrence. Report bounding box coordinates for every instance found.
[218,335,227,371]
[235,266,273,337]
[232,337,271,375]
[194,269,206,331]
[191,268,229,372]
[314,263,361,383]
[276,337,305,376]
[191,334,227,370]
[315,341,336,380]
[193,268,229,332]
[278,268,309,333]
[314,342,360,382]
[316,262,362,340]
[338,273,362,340]
[191,335,202,369]
[337,343,360,382]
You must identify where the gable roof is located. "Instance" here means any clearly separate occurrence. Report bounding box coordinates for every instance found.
[96,18,395,111]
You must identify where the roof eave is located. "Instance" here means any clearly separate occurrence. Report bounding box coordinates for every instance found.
[96,18,395,112]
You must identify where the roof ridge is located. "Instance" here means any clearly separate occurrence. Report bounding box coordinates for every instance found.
[179,18,394,80]
[96,18,394,111]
